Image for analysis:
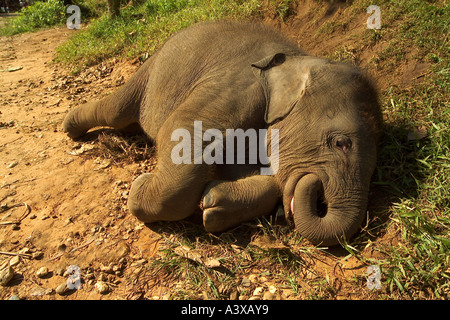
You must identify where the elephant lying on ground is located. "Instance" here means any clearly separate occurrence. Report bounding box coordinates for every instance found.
[63,21,382,246]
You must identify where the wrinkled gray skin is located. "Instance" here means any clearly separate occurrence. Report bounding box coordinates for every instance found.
[63,21,382,246]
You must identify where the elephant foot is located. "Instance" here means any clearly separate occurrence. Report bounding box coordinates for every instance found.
[62,110,88,139]
[202,178,278,232]
[128,173,155,223]
[128,171,204,223]
[202,182,243,232]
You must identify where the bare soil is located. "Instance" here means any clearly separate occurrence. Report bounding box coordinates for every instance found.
[0,1,430,300]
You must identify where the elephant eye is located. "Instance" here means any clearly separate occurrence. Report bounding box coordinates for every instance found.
[327,134,352,153]
[334,135,352,153]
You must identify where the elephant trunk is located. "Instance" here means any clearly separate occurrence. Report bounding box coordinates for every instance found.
[292,174,366,246]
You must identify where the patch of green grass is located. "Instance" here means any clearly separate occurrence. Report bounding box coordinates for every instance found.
[0,0,66,35]
[0,0,103,36]
[55,0,265,71]
[266,0,296,21]
[324,0,450,299]
[307,0,449,299]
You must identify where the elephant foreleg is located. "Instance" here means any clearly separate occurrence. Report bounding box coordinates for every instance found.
[201,175,280,232]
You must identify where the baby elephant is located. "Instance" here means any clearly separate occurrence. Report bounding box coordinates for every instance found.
[63,21,382,246]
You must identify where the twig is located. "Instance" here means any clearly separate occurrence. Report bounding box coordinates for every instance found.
[0,179,19,189]
[0,137,22,148]
[0,203,31,225]
[68,236,96,253]
[0,251,32,259]
[415,71,432,79]
[16,203,31,222]
[46,252,64,262]
[0,221,17,226]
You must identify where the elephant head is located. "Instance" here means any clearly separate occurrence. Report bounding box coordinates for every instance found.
[252,53,382,246]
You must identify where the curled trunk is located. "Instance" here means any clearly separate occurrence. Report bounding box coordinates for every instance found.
[292,174,366,246]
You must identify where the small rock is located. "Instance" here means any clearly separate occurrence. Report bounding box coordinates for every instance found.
[95,281,109,294]
[9,256,21,267]
[248,274,258,283]
[240,278,251,287]
[36,266,49,278]
[32,251,44,260]
[0,266,14,286]
[18,247,31,254]
[85,272,95,280]
[248,296,261,300]
[282,288,294,299]
[229,291,239,300]
[7,161,18,169]
[55,268,65,276]
[56,282,69,295]
[253,287,264,296]
[30,287,53,296]
[100,264,114,274]
[98,273,107,282]
[263,291,275,300]
[131,258,147,267]
[9,295,20,300]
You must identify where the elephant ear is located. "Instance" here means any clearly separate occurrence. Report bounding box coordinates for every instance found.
[251,53,286,71]
[252,54,330,124]
[252,53,310,124]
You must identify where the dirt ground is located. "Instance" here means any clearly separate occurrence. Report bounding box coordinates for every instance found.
[0,2,430,300]
[0,26,162,299]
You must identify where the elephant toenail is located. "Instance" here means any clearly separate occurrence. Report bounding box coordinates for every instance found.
[202,193,214,209]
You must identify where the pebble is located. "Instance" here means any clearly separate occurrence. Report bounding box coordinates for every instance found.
[32,251,44,260]
[56,282,69,295]
[0,266,14,286]
[253,287,264,296]
[7,161,18,168]
[95,281,109,294]
[229,291,239,300]
[85,272,95,280]
[36,266,49,278]
[9,256,21,267]
[263,291,275,300]
[98,273,107,282]
[18,247,31,254]
[240,278,251,287]
[130,259,147,267]
[248,274,258,283]
[55,268,65,276]
[100,264,114,274]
